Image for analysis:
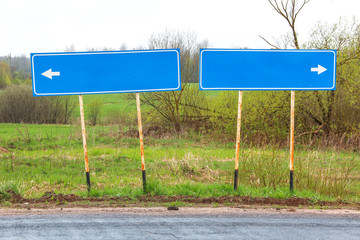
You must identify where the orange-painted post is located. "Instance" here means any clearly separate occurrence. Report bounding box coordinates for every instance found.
[289,90,295,192]
[136,92,146,192]
[234,90,243,191]
[79,95,91,191]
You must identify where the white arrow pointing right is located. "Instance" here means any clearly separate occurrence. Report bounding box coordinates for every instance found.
[311,64,327,75]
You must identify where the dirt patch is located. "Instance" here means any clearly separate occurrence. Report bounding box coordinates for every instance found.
[0,146,9,153]
[4,191,359,209]
[136,195,353,208]
[35,191,83,204]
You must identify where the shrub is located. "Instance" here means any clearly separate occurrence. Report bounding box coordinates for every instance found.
[208,91,291,145]
[0,84,75,124]
[87,97,103,126]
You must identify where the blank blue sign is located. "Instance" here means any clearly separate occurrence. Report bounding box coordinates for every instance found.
[31,49,181,96]
[199,49,336,90]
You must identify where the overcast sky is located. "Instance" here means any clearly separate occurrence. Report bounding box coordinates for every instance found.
[0,0,359,56]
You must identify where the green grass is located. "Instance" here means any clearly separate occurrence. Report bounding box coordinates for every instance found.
[0,182,21,202]
[0,123,359,203]
[58,93,139,122]
[82,93,139,116]
[61,84,221,119]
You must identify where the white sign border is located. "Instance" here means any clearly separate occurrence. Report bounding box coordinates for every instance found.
[199,49,336,90]
[32,49,181,96]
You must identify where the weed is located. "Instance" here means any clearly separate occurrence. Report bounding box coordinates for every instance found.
[1,201,12,207]
[164,201,187,207]
[17,126,31,143]
[0,182,21,202]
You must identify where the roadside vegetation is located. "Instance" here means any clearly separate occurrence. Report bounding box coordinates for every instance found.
[0,0,359,206]
[0,122,359,204]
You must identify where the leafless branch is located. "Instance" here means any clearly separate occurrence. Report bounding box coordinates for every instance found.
[258,35,280,49]
[266,0,310,49]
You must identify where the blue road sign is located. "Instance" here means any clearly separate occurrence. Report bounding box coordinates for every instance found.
[199,49,336,90]
[31,49,181,96]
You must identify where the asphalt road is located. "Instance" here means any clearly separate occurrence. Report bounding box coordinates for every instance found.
[1,211,360,240]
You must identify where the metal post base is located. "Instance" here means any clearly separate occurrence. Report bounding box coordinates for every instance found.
[290,170,294,193]
[142,170,147,193]
[234,169,239,191]
[86,172,91,192]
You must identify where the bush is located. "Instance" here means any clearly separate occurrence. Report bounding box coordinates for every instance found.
[87,97,103,126]
[209,91,291,145]
[142,85,210,133]
[0,84,76,124]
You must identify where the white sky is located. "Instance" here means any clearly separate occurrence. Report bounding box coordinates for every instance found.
[0,0,359,56]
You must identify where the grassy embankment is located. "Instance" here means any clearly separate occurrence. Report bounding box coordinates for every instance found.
[0,92,359,204]
[0,122,359,203]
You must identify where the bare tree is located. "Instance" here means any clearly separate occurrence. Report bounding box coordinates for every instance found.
[0,61,11,89]
[142,30,209,132]
[260,0,310,49]
[299,19,360,134]
[65,44,76,52]
[119,43,127,50]
[62,96,76,124]
[263,0,360,136]
[87,97,103,126]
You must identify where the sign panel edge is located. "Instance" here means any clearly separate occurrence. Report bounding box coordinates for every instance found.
[31,49,181,96]
[199,49,336,91]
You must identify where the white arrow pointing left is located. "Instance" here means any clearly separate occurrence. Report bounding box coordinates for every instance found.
[42,69,60,79]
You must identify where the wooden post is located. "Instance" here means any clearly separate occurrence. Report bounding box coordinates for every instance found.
[290,90,295,192]
[79,95,91,191]
[136,92,146,192]
[234,90,243,191]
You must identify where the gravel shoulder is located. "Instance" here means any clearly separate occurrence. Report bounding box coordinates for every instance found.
[1,206,360,217]
[2,190,360,216]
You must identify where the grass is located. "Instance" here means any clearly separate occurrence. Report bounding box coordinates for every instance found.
[0,123,359,203]
[82,93,140,116]
[65,93,137,118]
[0,182,21,202]
[58,83,216,121]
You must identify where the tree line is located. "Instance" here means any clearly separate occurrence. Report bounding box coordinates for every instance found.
[0,55,30,89]
[0,0,359,147]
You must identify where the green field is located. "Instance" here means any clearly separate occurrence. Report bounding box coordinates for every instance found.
[65,83,220,117]
[0,85,359,204]
[0,122,359,203]
[68,93,137,118]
